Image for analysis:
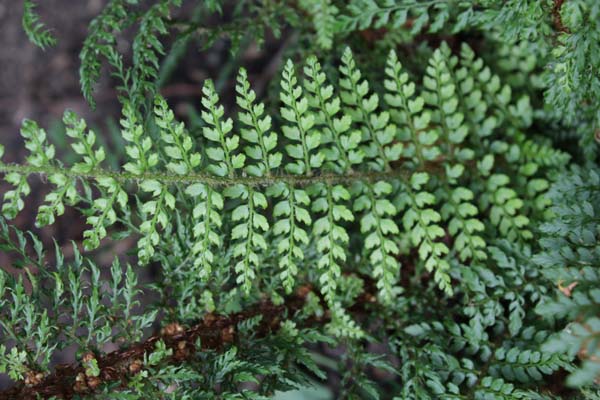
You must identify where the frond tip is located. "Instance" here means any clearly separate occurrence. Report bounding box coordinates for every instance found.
[22,0,57,49]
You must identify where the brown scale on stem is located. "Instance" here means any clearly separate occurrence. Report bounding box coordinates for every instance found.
[552,0,570,33]
[128,359,143,375]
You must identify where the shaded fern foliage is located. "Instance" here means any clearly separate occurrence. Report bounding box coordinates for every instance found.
[1,0,599,398]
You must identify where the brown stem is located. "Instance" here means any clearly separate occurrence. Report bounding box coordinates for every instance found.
[552,0,570,33]
[0,286,375,400]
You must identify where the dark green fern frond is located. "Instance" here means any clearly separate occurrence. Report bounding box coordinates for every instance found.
[22,0,57,50]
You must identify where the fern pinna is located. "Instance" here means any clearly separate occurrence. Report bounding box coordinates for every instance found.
[0,44,575,399]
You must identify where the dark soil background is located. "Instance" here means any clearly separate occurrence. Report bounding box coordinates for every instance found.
[0,0,119,148]
[0,0,119,239]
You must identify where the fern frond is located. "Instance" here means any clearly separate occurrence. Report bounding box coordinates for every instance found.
[299,0,339,50]
[22,0,57,49]
[0,45,578,397]
[535,167,600,387]
[236,68,281,177]
[79,0,129,108]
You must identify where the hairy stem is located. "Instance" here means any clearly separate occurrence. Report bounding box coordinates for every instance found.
[0,162,425,188]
